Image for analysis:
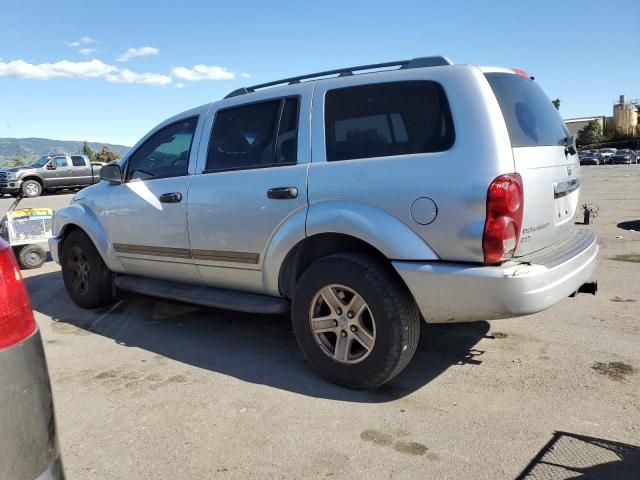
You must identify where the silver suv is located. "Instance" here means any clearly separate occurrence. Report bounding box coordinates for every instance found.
[50,56,598,389]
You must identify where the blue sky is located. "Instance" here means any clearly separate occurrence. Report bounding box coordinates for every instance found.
[1,0,638,146]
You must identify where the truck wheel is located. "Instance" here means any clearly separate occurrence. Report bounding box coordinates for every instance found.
[291,253,420,389]
[16,244,47,269]
[61,230,115,309]
[21,180,43,198]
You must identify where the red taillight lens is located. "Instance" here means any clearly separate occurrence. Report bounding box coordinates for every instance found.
[512,67,531,79]
[0,240,36,349]
[483,174,524,264]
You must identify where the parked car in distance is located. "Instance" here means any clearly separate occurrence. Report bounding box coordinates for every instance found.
[0,238,64,479]
[51,56,598,389]
[0,154,102,198]
[598,148,617,164]
[579,150,600,165]
[611,149,638,164]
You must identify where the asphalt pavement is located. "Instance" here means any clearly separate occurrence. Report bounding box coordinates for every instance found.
[4,167,640,479]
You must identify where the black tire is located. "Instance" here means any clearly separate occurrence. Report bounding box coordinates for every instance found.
[61,230,115,309]
[291,253,421,389]
[16,244,47,269]
[21,179,42,198]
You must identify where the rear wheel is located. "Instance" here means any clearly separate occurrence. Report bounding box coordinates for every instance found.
[61,230,115,308]
[291,253,420,389]
[16,244,47,269]
[21,180,42,198]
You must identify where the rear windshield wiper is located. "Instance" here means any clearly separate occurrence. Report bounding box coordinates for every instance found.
[562,135,577,156]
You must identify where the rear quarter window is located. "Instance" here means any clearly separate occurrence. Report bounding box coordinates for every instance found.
[324,81,454,162]
[485,73,567,148]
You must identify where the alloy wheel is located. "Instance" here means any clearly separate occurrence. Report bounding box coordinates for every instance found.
[309,284,376,364]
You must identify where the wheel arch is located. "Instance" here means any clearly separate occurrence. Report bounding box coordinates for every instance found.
[20,175,44,185]
[278,233,396,299]
[54,204,123,271]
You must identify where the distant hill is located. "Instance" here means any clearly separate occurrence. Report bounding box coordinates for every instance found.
[0,137,130,166]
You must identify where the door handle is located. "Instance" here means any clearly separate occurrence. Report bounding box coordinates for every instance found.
[267,187,298,199]
[159,192,183,203]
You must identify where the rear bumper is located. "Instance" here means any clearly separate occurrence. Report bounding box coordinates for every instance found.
[0,329,64,479]
[393,228,598,323]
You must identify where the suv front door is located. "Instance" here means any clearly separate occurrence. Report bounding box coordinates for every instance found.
[188,84,312,294]
[105,114,204,283]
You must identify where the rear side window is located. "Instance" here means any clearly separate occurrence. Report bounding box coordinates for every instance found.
[324,81,454,162]
[206,97,300,172]
[71,156,85,166]
[485,73,568,147]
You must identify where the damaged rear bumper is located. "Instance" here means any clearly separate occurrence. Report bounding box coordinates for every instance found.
[393,228,598,323]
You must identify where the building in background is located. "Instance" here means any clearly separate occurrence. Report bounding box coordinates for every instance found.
[613,95,639,136]
[564,95,639,137]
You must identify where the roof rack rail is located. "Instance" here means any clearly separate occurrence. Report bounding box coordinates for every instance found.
[224,55,453,99]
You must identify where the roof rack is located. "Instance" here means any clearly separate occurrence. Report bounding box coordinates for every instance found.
[224,56,453,99]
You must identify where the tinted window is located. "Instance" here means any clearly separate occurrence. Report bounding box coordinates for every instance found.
[71,156,86,167]
[126,117,198,181]
[206,98,299,172]
[485,73,568,147]
[54,157,68,167]
[324,81,454,162]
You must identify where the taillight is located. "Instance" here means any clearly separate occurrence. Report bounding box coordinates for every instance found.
[0,239,36,349]
[512,67,531,79]
[483,174,524,264]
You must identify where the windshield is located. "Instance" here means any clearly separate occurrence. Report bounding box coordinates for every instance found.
[29,155,52,167]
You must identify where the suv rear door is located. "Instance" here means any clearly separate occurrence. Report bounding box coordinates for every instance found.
[188,83,312,293]
[485,71,580,256]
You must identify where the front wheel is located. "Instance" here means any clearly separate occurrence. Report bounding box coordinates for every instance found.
[292,253,421,389]
[21,180,43,198]
[61,230,116,309]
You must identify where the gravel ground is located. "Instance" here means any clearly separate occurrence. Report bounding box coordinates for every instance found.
[4,166,639,479]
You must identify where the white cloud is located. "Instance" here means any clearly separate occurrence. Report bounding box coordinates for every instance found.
[79,48,97,56]
[66,36,97,47]
[0,58,116,79]
[241,72,251,78]
[0,57,243,87]
[105,69,172,86]
[117,46,160,62]
[171,64,235,81]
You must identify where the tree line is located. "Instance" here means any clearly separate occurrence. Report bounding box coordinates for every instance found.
[8,141,121,167]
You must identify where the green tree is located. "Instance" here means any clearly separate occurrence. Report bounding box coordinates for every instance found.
[93,145,121,163]
[11,156,26,166]
[82,141,95,161]
[576,120,604,147]
[552,98,561,110]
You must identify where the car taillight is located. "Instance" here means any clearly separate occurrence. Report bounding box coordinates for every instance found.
[0,240,36,349]
[483,174,524,265]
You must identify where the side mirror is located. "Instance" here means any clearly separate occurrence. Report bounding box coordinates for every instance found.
[46,163,56,170]
[100,164,122,184]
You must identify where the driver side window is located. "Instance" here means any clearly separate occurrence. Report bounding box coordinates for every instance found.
[126,116,198,182]
[54,156,69,168]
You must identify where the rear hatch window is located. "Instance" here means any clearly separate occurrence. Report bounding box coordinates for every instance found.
[485,73,568,147]
[485,72,579,257]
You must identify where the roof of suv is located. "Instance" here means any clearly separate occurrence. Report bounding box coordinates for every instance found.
[224,55,455,99]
